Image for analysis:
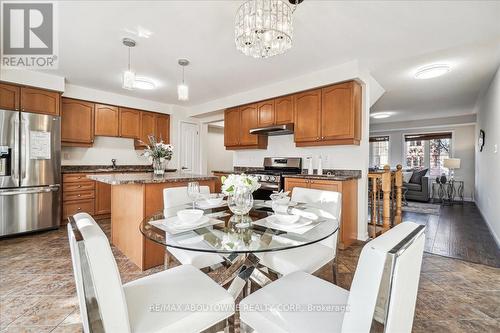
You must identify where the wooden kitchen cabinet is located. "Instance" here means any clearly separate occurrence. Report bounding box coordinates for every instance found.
[62,173,111,222]
[95,181,112,215]
[20,87,60,115]
[155,113,170,143]
[321,81,361,144]
[284,177,358,249]
[257,99,275,127]
[239,104,259,145]
[135,112,155,149]
[119,107,141,139]
[224,107,241,147]
[61,98,94,146]
[0,83,20,111]
[94,104,119,136]
[295,81,361,147]
[275,95,293,125]
[293,89,322,143]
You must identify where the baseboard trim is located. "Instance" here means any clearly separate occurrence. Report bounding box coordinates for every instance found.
[476,203,500,248]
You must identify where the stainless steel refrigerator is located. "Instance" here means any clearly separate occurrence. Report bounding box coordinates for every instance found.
[0,109,61,237]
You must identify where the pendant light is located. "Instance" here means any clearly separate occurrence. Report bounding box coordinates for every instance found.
[177,59,189,101]
[122,38,136,90]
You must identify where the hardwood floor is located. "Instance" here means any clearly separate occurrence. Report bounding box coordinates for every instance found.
[402,202,500,267]
[0,211,498,332]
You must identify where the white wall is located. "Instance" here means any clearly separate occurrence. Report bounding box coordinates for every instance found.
[370,124,476,200]
[61,84,197,169]
[206,126,233,172]
[475,65,500,244]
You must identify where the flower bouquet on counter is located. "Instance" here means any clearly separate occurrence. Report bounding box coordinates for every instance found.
[141,135,173,175]
[220,174,260,195]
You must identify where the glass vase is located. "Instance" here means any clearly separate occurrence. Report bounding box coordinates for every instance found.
[152,159,165,176]
[227,186,253,219]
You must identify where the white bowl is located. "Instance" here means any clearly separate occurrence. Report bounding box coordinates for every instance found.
[177,209,203,224]
[205,193,225,206]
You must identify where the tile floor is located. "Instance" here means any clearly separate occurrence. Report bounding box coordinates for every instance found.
[0,219,499,332]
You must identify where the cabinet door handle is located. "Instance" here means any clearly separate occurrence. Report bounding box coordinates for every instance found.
[77,207,81,211]
[77,194,81,197]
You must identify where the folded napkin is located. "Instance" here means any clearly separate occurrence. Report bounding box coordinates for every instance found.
[272,204,319,221]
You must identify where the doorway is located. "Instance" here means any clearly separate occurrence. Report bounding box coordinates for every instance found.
[179,121,200,174]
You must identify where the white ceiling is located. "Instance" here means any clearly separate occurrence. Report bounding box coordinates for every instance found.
[41,1,500,121]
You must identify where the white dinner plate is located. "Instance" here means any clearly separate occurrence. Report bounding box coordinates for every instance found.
[166,216,210,231]
[266,215,313,229]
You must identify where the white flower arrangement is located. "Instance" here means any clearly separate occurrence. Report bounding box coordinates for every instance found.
[220,174,261,195]
[141,135,173,163]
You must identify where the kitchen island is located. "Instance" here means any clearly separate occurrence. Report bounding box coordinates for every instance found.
[89,172,217,270]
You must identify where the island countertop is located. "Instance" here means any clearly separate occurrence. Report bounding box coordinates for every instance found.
[87,172,217,185]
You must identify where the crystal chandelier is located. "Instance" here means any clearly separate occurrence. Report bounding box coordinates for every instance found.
[235,0,300,58]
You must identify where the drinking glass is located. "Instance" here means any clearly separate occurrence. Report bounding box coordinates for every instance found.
[187,182,200,209]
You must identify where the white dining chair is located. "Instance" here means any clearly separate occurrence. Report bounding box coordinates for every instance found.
[163,186,225,269]
[239,222,425,333]
[67,213,234,333]
[257,187,341,280]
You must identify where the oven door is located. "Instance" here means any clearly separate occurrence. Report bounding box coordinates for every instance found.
[253,182,280,200]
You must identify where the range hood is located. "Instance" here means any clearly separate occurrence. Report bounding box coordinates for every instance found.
[249,123,294,136]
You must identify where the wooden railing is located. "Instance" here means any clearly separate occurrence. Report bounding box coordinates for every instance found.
[368,165,403,238]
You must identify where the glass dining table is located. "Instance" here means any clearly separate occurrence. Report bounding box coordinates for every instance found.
[139,200,339,298]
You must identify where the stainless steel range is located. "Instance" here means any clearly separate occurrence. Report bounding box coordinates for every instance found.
[245,157,302,200]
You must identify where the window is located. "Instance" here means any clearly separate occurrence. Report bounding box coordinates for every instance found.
[369,136,389,168]
[404,132,452,177]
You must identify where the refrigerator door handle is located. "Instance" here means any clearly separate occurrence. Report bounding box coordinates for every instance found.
[12,115,20,185]
[0,185,60,196]
[20,116,29,181]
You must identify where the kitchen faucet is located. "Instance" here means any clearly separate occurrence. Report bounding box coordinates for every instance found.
[111,159,117,170]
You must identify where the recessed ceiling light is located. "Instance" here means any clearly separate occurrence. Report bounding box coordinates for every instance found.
[133,77,156,90]
[415,64,450,79]
[371,112,391,119]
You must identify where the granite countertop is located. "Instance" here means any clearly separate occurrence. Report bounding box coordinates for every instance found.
[87,172,217,185]
[62,165,159,174]
[212,168,361,181]
[283,174,360,181]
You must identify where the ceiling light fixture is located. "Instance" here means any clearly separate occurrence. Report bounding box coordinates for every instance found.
[122,38,136,90]
[235,0,302,58]
[177,59,189,101]
[371,112,391,119]
[121,38,157,90]
[415,64,450,79]
[133,77,156,90]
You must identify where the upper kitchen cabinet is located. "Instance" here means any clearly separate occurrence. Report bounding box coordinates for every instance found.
[155,114,170,143]
[293,89,321,143]
[119,107,141,139]
[274,95,294,125]
[94,104,119,137]
[294,81,361,147]
[0,83,20,111]
[61,98,94,146]
[20,87,60,115]
[135,112,155,149]
[320,81,361,144]
[256,99,275,127]
[224,107,240,148]
[224,106,267,150]
[239,104,259,146]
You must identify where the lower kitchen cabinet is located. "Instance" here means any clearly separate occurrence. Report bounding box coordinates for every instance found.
[62,173,111,222]
[95,181,112,215]
[284,177,358,249]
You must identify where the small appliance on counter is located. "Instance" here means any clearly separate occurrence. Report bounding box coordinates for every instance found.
[0,109,61,237]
